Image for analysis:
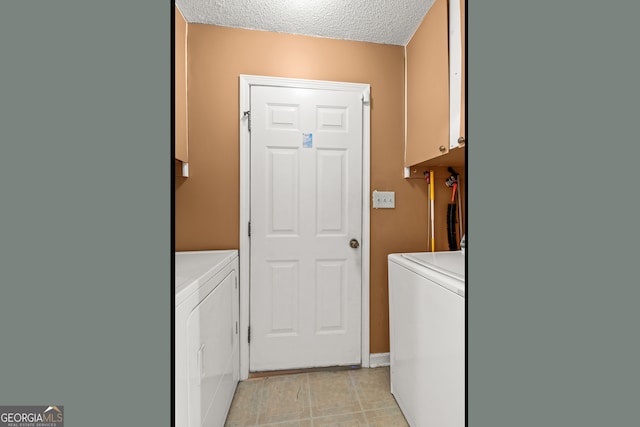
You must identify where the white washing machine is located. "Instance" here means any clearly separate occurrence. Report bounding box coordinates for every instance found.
[175,250,240,427]
[388,250,465,427]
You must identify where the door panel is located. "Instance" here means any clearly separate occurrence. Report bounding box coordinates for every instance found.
[267,148,299,234]
[315,259,348,334]
[316,149,347,234]
[267,260,299,335]
[250,85,363,371]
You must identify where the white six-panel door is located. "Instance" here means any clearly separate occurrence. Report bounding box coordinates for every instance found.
[249,85,363,372]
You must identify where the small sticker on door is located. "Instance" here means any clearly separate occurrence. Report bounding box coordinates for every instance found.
[302,133,313,148]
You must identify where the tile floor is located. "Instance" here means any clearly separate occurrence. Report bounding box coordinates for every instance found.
[224,367,408,426]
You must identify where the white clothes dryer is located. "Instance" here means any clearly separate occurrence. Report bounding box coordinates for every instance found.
[175,250,239,427]
[388,251,465,427]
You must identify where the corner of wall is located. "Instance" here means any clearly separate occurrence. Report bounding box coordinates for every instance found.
[184,13,189,156]
[403,45,408,167]
[369,352,390,368]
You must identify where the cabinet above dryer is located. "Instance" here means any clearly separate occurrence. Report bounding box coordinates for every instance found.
[405,0,465,171]
[175,5,189,177]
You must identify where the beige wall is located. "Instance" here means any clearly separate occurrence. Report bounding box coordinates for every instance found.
[175,24,455,353]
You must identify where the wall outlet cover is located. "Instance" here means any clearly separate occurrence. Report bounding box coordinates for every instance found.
[372,190,395,208]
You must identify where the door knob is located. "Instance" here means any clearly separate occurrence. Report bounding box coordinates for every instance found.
[349,239,360,249]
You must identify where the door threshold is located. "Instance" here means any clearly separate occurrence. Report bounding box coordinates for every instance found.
[249,365,362,379]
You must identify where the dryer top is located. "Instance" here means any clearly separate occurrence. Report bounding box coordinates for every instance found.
[175,250,238,300]
[401,251,465,282]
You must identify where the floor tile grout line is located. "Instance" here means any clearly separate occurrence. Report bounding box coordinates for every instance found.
[253,419,312,427]
[304,373,312,420]
[254,377,266,426]
[308,369,364,422]
[254,419,311,426]
[256,373,313,425]
[312,408,371,420]
[349,369,367,418]
[306,372,313,420]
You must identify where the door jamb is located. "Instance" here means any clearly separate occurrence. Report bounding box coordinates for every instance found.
[238,74,371,379]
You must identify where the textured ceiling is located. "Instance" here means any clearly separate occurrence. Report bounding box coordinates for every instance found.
[176,0,436,46]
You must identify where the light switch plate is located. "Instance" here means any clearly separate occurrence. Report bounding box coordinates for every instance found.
[372,190,395,209]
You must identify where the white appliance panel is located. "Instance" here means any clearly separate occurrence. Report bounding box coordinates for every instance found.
[388,252,465,427]
[176,250,239,427]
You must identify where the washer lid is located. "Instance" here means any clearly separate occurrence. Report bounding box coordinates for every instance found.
[175,250,238,298]
[401,251,465,282]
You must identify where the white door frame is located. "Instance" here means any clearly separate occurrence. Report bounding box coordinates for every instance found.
[238,74,371,380]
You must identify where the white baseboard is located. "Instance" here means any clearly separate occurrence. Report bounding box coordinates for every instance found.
[369,352,390,368]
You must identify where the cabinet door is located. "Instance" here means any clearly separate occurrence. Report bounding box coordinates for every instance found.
[175,5,188,162]
[449,0,465,149]
[405,0,450,166]
[460,0,465,143]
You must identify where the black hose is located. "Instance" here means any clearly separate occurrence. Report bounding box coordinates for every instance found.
[447,203,457,251]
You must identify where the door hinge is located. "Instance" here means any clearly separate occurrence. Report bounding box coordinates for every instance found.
[235,321,239,335]
[235,276,238,289]
[248,221,251,237]
[243,110,251,132]
[362,88,371,104]
[248,326,251,344]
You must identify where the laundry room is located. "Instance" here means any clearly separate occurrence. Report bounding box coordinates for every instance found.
[174,0,465,425]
